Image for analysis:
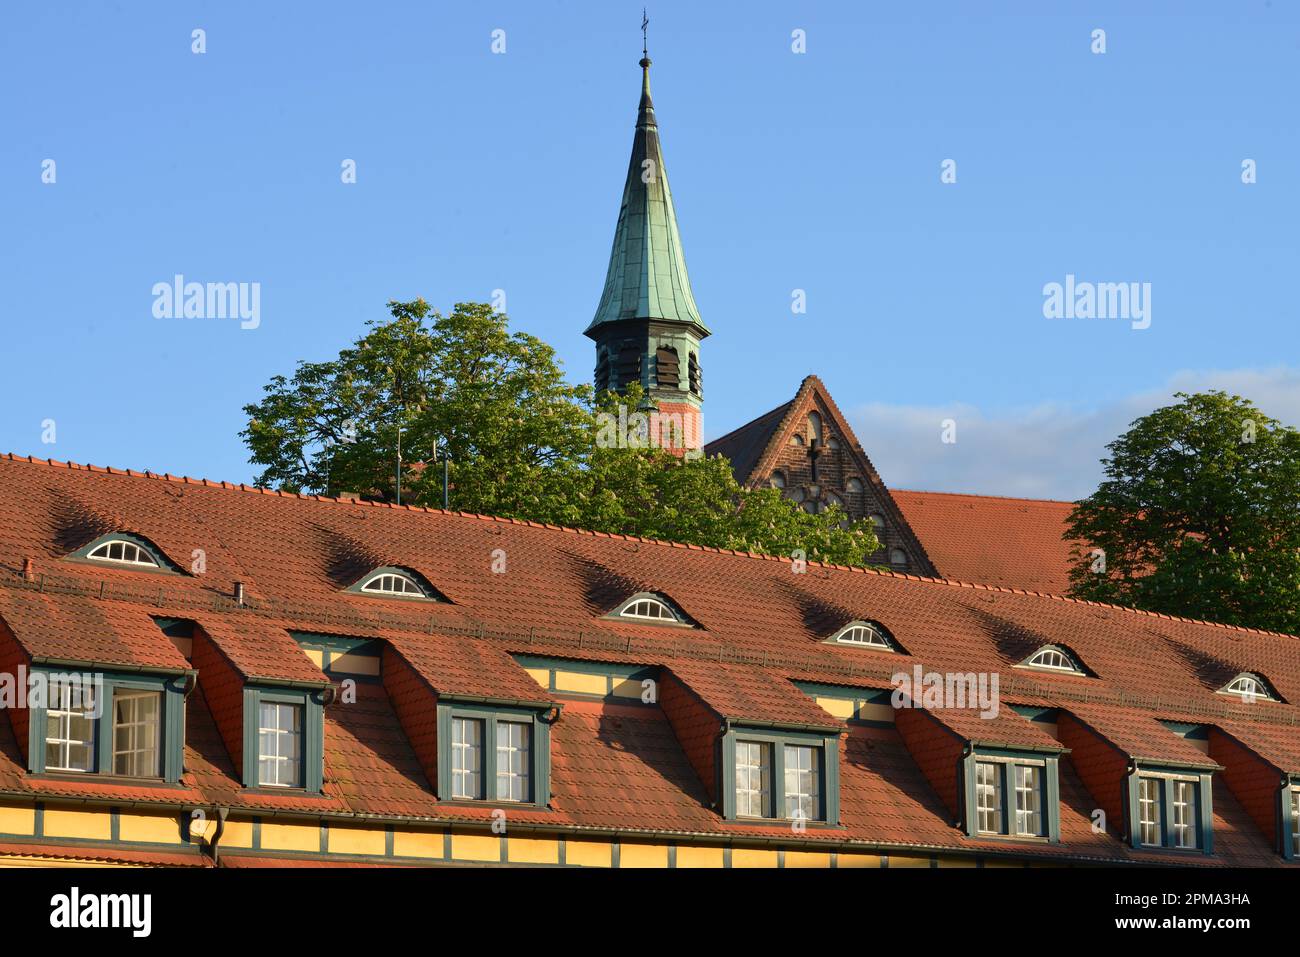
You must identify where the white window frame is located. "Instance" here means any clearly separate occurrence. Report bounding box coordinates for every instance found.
[1217,673,1276,703]
[86,539,158,567]
[359,571,428,598]
[257,701,302,788]
[451,716,484,800]
[112,689,161,777]
[1137,776,1163,847]
[495,720,531,803]
[975,760,1002,834]
[1014,764,1043,836]
[45,680,96,773]
[1019,646,1084,674]
[735,740,771,818]
[616,596,681,623]
[830,621,894,650]
[1291,788,1300,857]
[783,744,821,822]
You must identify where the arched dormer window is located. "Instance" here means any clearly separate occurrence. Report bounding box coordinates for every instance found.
[609,593,690,626]
[1217,672,1280,703]
[72,533,171,571]
[827,620,900,652]
[1018,645,1085,675]
[349,567,438,601]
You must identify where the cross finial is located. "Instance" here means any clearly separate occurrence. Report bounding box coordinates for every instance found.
[641,8,649,59]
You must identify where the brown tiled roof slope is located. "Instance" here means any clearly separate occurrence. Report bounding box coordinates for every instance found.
[0,454,1295,865]
[892,489,1080,595]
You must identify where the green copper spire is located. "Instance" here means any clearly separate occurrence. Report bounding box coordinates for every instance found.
[586,54,709,337]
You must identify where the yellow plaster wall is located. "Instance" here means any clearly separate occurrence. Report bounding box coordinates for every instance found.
[619,841,669,867]
[565,839,612,867]
[260,821,320,852]
[508,836,560,865]
[393,829,443,859]
[451,832,500,862]
[43,809,112,841]
[327,825,387,856]
[118,812,182,844]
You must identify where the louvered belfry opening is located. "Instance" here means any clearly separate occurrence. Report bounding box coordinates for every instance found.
[688,352,702,397]
[655,346,679,389]
[617,346,642,390]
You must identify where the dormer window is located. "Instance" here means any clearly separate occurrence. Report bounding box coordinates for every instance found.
[72,534,170,571]
[609,593,690,626]
[349,567,438,601]
[1217,673,1279,703]
[1019,645,1085,675]
[88,540,157,567]
[362,572,424,597]
[828,620,899,651]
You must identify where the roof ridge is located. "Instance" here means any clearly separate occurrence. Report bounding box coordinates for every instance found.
[894,487,1078,506]
[4,451,1297,642]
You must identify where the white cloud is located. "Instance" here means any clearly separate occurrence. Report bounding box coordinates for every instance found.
[847,367,1300,502]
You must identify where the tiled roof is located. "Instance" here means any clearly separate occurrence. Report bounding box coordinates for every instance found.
[703,399,792,487]
[385,632,552,706]
[892,490,1079,595]
[0,840,210,867]
[1066,702,1221,769]
[0,453,1297,864]
[0,591,190,673]
[664,660,842,730]
[195,616,327,685]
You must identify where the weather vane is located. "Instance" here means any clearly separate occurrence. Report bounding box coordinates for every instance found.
[642,8,649,58]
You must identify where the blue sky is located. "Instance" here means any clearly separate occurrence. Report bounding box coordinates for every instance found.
[3,1,1297,499]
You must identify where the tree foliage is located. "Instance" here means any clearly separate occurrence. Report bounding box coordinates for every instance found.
[243,300,880,567]
[1066,391,1300,634]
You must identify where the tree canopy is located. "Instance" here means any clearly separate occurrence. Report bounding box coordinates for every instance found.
[1065,390,1300,634]
[242,300,880,567]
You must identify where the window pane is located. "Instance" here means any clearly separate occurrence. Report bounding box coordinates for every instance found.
[1014,764,1042,836]
[45,679,95,772]
[1171,780,1198,849]
[783,744,821,821]
[257,701,303,788]
[975,761,1003,834]
[1138,777,1162,846]
[1292,790,1300,856]
[495,721,531,803]
[735,741,771,818]
[112,690,161,777]
[452,717,484,799]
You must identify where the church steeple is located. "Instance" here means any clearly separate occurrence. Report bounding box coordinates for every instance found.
[588,43,708,453]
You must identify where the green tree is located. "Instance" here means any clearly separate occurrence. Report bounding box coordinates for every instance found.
[243,301,879,566]
[1066,391,1300,633]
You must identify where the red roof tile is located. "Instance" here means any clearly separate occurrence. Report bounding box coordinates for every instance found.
[892,489,1079,595]
[665,659,841,730]
[0,590,190,673]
